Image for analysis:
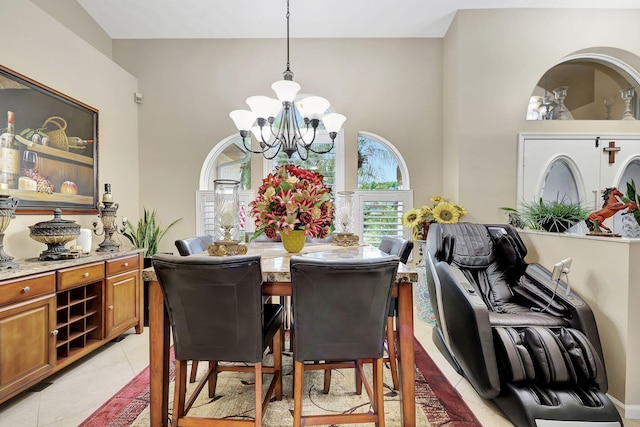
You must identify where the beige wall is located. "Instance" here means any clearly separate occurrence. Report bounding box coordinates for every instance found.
[31,0,113,58]
[112,38,443,250]
[521,231,640,412]
[1,0,138,260]
[445,9,640,225]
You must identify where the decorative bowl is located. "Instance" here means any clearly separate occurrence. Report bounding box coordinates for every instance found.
[29,208,81,260]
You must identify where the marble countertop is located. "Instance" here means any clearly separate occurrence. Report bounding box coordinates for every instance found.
[0,249,144,282]
[142,243,418,283]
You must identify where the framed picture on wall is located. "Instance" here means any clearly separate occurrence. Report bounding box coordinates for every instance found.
[0,65,98,214]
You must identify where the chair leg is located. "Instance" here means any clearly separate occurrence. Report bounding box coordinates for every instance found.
[374,358,385,427]
[386,316,400,390]
[355,360,363,395]
[323,368,332,394]
[172,360,187,426]
[254,362,263,427]
[273,324,283,400]
[189,360,199,383]
[207,361,218,398]
[293,360,304,427]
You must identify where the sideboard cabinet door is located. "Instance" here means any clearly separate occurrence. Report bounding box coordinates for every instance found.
[0,295,56,400]
[105,270,140,338]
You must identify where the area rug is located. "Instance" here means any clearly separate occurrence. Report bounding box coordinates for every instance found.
[80,338,480,426]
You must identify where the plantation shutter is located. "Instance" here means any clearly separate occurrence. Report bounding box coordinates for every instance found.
[353,190,413,246]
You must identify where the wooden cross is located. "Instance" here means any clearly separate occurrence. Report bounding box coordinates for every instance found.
[603,141,621,164]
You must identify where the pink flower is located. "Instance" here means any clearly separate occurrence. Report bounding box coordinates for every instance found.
[249,165,335,241]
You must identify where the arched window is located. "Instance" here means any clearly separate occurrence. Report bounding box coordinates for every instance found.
[197,135,253,238]
[199,135,251,190]
[357,132,409,190]
[355,132,412,245]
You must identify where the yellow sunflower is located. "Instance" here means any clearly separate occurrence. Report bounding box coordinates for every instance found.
[432,202,460,224]
[402,208,422,228]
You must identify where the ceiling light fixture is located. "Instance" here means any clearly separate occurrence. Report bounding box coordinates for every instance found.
[229,0,346,160]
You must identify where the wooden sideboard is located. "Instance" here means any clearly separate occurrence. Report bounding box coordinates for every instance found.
[0,250,144,405]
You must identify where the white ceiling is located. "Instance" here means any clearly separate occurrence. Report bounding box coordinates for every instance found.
[76,0,640,39]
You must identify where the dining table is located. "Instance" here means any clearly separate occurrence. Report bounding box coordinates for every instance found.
[143,242,419,427]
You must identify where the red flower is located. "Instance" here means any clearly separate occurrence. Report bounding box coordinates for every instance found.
[249,165,335,240]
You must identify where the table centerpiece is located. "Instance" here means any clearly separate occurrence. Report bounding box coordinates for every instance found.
[250,165,334,253]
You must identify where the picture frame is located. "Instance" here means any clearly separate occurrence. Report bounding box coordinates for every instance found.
[0,65,98,214]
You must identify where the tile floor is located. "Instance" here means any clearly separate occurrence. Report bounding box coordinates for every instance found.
[0,315,637,426]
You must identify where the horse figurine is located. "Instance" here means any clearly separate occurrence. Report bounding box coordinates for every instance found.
[585,187,638,233]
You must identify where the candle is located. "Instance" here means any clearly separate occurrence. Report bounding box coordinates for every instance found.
[76,228,92,253]
[0,183,8,195]
[103,183,113,202]
[221,203,235,228]
[339,206,351,225]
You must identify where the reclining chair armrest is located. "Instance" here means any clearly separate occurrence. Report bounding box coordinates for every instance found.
[436,262,501,399]
[524,263,608,391]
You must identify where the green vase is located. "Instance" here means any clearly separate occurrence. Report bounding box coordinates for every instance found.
[281,230,306,253]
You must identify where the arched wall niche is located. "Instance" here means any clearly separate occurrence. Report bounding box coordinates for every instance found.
[526,47,640,121]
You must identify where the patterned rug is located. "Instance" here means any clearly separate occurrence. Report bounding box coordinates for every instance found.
[80,338,479,426]
[414,263,436,326]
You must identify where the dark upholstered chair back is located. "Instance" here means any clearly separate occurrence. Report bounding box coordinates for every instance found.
[289,256,399,362]
[378,236,413,264]
[152,254,265,362]
[174,235,213,256]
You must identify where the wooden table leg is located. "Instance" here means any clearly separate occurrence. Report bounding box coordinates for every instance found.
[396,280,416,426]
[149,279,170,427]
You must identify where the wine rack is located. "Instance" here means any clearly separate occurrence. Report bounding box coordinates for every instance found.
[55,282,103,362]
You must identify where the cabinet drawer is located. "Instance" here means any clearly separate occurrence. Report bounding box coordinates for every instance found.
[0,272,56,307]
[106,255,139,277]
[57,262,104,290]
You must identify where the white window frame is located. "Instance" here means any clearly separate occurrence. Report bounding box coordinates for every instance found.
[353,190,414,243]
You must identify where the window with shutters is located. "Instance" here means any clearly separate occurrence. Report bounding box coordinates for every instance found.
[354,190,413,246]
[198,130,412,244]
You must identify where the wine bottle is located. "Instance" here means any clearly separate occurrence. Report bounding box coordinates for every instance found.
[0,111,19,188]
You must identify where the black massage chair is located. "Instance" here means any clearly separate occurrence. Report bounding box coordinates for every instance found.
[425,222,623,426]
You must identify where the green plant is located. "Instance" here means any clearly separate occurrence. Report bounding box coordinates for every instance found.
[623,179,640,227]
[122,208,182,257]
[518,198,590,233]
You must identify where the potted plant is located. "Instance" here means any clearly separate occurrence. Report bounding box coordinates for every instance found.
[122,207,182,265]
[516,198,590,233]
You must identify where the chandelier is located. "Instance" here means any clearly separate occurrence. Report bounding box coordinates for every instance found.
[229,0,346,160]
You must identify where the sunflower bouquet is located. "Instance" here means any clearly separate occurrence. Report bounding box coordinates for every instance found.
[402,195,468,240]
[250,165,335,240]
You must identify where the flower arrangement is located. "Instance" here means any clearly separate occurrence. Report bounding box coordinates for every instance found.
[250,165,335,240]
[402,195,468,240]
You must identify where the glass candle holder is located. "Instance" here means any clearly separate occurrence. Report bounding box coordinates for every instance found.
[336,191,355,234]
[213,179,240,243]
[620,87,636,120]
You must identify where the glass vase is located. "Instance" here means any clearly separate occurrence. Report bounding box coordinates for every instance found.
[213,179,240,243]
[335,191,355,234]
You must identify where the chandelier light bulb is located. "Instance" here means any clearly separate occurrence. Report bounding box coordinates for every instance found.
[322,113,347,133]
[251,125,271,145]
[297,96,330,120]
[229,110,256,131]
[246,96,281,119]
[271,80,301,102]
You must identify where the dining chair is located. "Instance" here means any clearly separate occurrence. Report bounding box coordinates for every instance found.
[174,234,213,256]
[378,236,413,390]
[152,254,283,426]
[289,255,399,427]
[174,234,215,383]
